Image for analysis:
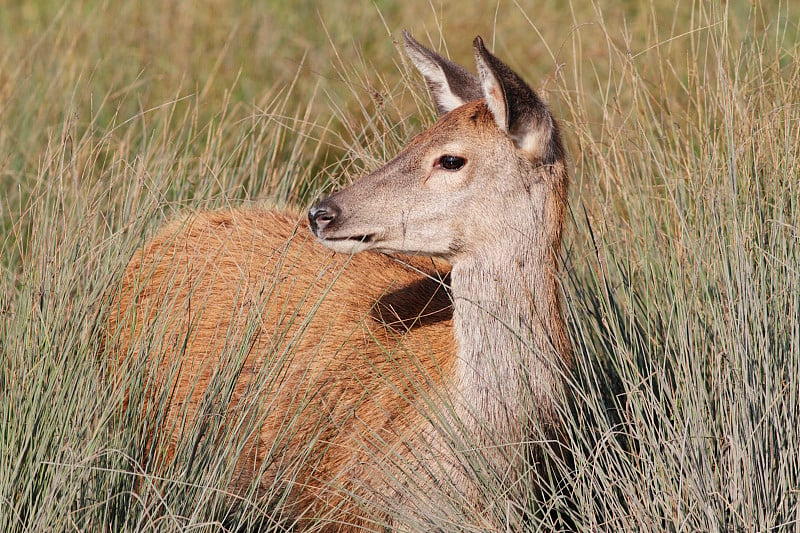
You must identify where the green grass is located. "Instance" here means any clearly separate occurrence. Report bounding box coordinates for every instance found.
[2,0,799,530]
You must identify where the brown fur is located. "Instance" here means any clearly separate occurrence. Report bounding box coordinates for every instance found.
[109,209,457,529]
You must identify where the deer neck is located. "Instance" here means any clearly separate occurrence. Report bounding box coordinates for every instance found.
[448,228,569,436]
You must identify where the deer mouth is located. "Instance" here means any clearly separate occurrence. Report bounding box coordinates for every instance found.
[324,234,375,244]
[315,231,383,254]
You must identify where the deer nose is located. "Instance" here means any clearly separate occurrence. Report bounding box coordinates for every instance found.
[308,201,340,235]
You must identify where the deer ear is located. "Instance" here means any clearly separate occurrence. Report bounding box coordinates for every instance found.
[473,36,555,162]
[403,30,482,116]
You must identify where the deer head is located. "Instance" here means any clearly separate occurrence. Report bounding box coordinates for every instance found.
[309,32,566,264]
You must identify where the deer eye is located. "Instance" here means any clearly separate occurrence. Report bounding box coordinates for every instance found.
[436,155,466,171]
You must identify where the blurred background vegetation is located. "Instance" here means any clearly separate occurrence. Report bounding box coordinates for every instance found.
[1,0,799,531]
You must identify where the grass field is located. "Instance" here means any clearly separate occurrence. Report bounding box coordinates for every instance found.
[2,0,799,531]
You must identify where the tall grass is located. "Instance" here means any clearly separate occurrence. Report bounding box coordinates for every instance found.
[1,0,798,530]
[553,2,800,529]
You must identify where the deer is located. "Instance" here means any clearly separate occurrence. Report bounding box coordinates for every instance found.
[109,31,571,532]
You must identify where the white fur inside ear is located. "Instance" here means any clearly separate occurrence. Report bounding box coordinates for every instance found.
[513,114,552,158]
[406,48,467,114]
[476,58,508,132]
[432,78,470,113]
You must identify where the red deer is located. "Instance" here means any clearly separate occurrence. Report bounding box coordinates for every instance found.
[110,32,571,531]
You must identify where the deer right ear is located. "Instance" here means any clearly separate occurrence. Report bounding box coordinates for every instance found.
[402,30,482,116]
[473,36,557,163]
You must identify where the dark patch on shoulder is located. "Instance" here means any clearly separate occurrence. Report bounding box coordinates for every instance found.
[371,272,452,333]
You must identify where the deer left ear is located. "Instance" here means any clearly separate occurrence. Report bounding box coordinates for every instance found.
[403,30,483,116]
[473,36,556,163]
